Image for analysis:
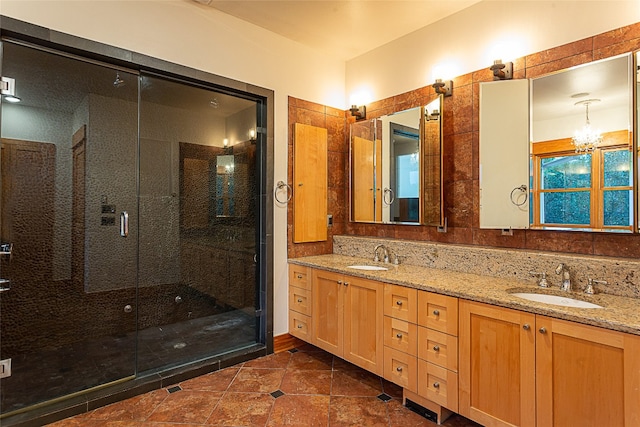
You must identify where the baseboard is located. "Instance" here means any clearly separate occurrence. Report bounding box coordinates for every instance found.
[273,333,306,353]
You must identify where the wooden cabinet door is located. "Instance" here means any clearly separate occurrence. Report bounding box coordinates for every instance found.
[343,276,384,375]
[459,300,536,427]
[293,123,327,242]
[536,316,640,427]
[311,269,344,356]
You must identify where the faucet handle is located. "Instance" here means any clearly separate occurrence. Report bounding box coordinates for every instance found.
[392,253,401,265]
[585,276,608,295]
[529,271,549,288]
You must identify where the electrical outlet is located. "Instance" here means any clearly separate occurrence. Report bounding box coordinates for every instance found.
[0,358,11,378]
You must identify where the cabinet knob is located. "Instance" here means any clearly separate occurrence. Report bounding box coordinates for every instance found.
[523,324,531,330]
[297,274,302,279]
[433,345,440,352]
[396,367,403,372]
[298,183,303,186]
[433,309,440,316]
[539,327,547,334]
[433,382,440,388]
[396,333,403,339]
[297,298,302,303]
[344,282,349,286]
[337,280,343,285]
[396,300,403,306]
[297,324,303,329]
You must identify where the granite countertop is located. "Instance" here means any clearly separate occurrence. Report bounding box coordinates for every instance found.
[289,254,640,336]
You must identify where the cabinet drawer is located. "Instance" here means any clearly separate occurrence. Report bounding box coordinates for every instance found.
[418,359,458,412]
[384,347,417,393]
[289,310,312,342]
[383,284,417,323]
[289,264,311,290]
[417,292,458,336]
[289,286,311,316]
[383,316,417,356]
[417,327,458,372]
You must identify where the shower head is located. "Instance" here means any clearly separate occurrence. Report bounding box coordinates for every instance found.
[113,72,125,88]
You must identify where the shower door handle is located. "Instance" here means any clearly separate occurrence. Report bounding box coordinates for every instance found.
[120,211,129,237]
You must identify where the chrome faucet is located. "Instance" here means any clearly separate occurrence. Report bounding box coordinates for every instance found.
[555,263,571,292]
[373,244,389,263]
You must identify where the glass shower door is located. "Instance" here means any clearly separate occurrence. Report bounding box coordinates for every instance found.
[137,74,260,372]
[0,41,138,415]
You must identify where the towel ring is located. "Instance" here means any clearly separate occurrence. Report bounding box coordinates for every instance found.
[510,184,528,206]
[275,180,292,204]
[383,187,395,206]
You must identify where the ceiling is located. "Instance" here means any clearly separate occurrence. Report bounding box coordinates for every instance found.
[193,0,481,61]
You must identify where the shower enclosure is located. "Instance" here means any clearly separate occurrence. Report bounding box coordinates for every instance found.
[0,37,268,417]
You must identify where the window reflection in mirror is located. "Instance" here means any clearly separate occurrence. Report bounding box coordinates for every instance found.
[530,53,634,232]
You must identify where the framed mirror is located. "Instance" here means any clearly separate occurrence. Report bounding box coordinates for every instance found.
[530,53,634,232]
[480,53,635,233]
[349,96,444,226]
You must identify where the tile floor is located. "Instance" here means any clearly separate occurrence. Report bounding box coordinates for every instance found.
[49,344,482,426]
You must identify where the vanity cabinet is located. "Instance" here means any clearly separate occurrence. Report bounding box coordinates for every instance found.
[311,268,384,375]
[288,265,312,342]
[459,300,640,427]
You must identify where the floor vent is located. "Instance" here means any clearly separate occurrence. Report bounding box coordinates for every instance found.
[270,390,285,398]
[289,348,299,353]
[377,393,392,402]
[405,398,438,423]
[167,385,182,394]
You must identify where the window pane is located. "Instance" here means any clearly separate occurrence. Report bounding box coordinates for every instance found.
[541,155,591,189]
[604,150,632,187]
[396,154,419,198]
[540,191,590,225]
[604,189,632,226]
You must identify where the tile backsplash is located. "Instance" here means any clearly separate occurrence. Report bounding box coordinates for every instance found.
[334,235,640,299]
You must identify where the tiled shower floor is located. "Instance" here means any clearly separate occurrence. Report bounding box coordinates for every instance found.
[49,344,482,426]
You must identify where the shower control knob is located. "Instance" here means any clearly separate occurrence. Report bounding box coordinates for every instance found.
[175,296,183,304]
[124,305,133,313]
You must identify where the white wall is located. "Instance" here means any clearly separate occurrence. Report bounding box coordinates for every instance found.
[346,1,640,103]
[2,0,346,336]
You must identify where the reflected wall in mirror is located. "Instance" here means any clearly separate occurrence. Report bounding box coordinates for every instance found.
[349,96,443,226]
[530,53,634,232]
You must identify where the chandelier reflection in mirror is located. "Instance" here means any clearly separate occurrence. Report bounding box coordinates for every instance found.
[572,99,603,153]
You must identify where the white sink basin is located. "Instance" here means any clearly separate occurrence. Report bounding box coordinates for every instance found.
[511,292,603,309]
[347,265,389,271]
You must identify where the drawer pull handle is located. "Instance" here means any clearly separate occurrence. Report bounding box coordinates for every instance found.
[433,382,440,388]
[433,309,440,316]
[396,367,403,372]
[297,324,303,329]
[539,327,547,334]
[297,274,302,279]
[433,345,440,352]
[523,324,531,330]
[297,298,303,303]
[396,333,403,338]
[396,300,403,306]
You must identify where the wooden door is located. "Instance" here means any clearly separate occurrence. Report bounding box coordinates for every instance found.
[293,123,327,242]
[343,276,384,375]
[1,138,55,281]
[536,316,640,427]
[352,135,375,222]
[311,268,343,356]
[459,300,536,427]
[72,126,86,289]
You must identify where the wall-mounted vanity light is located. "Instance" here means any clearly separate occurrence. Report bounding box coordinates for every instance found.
[249,129,257,144]
[349,105,367,120]
[432,79,452,97]
[489,59,513,80]
[1,76,21,103]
